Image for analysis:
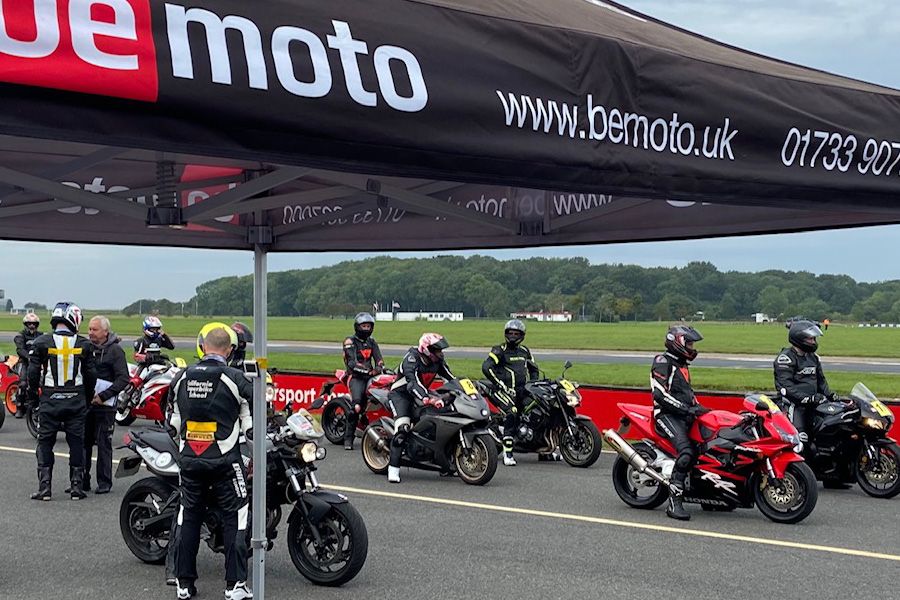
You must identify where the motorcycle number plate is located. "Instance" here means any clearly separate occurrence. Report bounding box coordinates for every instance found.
[870,400,893,418]
[115,455,142,478]
[560,379,576,393]
[459,378,478,396]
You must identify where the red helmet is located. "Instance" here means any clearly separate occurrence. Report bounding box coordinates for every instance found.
[418,333,449,361]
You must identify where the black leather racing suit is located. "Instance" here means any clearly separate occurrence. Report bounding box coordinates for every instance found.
[13,327,43,405]
[387,348,454,468]
[342,335,384,444]
[168,356,253,586]
[481,343,540,443]
[27,329,96,489]
[651,352,702,487]
[774,346,831,441]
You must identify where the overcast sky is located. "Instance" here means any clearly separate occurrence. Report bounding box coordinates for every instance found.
[4,0,900,310]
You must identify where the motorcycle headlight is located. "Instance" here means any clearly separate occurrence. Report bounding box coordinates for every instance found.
[774,424,800,446]
[299,442,318,463]
[861,417,886,430]
[480,408,489,417]
[154,452,174,469]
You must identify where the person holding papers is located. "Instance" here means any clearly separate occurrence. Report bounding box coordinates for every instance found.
[83,315,129,494]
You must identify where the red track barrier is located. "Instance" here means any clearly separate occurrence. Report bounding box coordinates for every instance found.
[271,371,900,439]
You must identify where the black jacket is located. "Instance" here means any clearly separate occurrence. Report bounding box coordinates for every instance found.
[651,352,698,418]
[133,333,175,354]
[14,327,43,368]
[343,335,384,376]
[774,346,831,405]
[27,329,96,409]
[90,332,130,404]
[482,343,540,392]
[390,347,454,400]
[168,357,253,471]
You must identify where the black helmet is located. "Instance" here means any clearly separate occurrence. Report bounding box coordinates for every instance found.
[788,320,823,353]
[354,312,375,340]
[665,325,703,362]
[230,322,253,350]
[504,319,526,347]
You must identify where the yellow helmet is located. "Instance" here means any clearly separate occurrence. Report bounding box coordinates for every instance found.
[196,322,238,359]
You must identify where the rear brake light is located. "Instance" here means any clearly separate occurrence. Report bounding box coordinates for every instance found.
[122,433,132,446]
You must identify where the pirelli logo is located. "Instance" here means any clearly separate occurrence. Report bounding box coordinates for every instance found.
[185,420,216,442]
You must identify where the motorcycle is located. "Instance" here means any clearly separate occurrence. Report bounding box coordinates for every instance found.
[485,360,602,468]
[1,352,40,438]
[605,394,818,524]
[117,409,368,586]
[320,368,395,445]
[358,377,498,485]
[802,382,899,498]
[115,348,187,426]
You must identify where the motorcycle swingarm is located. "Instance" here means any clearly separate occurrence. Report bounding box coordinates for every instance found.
[288,490,349,526]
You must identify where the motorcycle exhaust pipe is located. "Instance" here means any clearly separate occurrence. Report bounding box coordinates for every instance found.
[603,429,674,491]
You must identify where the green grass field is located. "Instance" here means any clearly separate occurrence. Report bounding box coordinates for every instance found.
[3,315,896,357]
[5,341,896,398]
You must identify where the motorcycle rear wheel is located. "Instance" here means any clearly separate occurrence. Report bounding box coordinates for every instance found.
[454,434,498,485]
[560,420,602,468]
[119,477,176,564]
[361,423,390,474]
[611,442,668,509]
[322,397,350,445]
[856,442,900,499]
[755,461,818,524]
[25,405,39,439]
[287,501,369,586]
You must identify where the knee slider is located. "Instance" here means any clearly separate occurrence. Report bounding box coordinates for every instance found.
[394,416,411,433]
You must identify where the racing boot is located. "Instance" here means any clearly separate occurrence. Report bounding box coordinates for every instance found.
[225,580,253,600]
[30,467,52,501]
[14,398,26,419]
[175,579,197,600]
[666,473,690,521]
[502,437,516,466]
[70,468,87,500]
[538,449,562,462]
[344,427,355,451]
[64,468,91,494]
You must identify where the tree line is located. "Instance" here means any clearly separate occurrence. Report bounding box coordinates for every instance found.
[121,256,900,323]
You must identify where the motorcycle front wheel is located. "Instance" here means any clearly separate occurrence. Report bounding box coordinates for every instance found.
[287,501,368,587]
[755,461,818,524]
[361,423,390,474]
[25,405,39,438]
[559,420,603,468]
[4,383,17,415]
[454,434,498,485]
[119,477,177,564]
[322,396,350,445]
[856,442,900,499]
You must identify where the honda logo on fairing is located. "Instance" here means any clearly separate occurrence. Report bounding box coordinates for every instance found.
[0,1,429,112]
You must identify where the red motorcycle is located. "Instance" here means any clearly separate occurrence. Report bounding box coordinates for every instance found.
[115,353,187,426]
[320,368,395,445]
[1,355,19,421]
[604,394,818,524]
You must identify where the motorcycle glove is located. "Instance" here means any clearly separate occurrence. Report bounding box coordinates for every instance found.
[690,405,711,416]
[423,396,445,409]
[813,393,828,404]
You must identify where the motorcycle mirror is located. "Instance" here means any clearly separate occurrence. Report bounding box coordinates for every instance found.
[564,360,573,370]
[755,400,771,413]
[310,397,325,410]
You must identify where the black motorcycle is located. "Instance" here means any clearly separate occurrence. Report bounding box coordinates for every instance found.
[803,382,899,498]
[485,361,602,468]
[359,378,498,485]
[117,410,368,586]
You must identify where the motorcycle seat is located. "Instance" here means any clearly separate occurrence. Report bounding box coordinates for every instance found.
[134,428,179,456]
